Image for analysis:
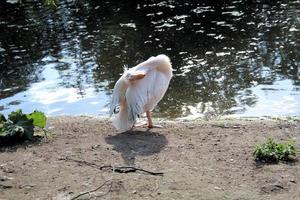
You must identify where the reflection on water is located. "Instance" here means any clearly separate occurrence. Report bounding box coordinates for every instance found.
[0,0,299,118]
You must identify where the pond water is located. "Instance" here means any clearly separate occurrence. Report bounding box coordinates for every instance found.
[0,0,299,119]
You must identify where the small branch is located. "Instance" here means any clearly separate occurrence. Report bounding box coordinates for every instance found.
[70,180,111,200]
[100,165,164,176]
[211,124,241,129]
[60,157,100,169]
[61,157,164,176]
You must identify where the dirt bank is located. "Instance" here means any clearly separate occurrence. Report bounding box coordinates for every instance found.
[0,116,299,200]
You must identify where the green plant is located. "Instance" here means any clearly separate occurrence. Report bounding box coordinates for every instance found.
[44,0,58,7]
[254,138,297,163]
[0,109,47,143]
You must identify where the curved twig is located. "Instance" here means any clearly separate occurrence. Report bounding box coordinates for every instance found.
[70,180,111,200]
[61,157,164,176]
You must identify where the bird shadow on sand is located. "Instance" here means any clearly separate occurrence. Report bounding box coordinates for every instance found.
[105,130,168,166]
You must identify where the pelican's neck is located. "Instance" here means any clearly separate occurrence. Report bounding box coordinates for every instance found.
[114,76,129,99]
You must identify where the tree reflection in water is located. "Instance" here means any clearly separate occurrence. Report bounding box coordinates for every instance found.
[0,0,299,117]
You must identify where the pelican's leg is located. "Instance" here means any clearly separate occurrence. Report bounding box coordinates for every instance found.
[146,111,153,128]
[146,111,162,128]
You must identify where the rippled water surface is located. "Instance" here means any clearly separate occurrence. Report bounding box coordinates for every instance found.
[0,0,300,118]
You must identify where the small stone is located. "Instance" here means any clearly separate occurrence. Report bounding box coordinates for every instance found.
[214,186,222,190]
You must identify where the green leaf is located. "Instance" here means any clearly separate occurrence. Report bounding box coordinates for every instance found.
[6,109,35,140]
[0,109,47,143]
[14,119,34,140]
[26,110,47,128]
[8,109,28,123]
[5,125,25,137]
[0,113,6,123]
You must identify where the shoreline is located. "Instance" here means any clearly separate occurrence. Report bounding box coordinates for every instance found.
[46,114,300,121]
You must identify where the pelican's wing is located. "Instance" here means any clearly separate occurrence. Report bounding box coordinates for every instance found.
[109,68,148,125]
[125,73,153,122]
[125,69,170,122]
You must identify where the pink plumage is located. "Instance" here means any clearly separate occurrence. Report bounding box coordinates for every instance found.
[109,55,173,131]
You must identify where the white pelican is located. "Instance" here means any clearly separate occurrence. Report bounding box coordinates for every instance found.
[109,54,173,131]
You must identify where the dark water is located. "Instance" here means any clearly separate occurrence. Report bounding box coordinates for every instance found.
[0,0,299,118]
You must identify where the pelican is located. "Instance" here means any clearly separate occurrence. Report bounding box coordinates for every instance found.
[109,54,173,131]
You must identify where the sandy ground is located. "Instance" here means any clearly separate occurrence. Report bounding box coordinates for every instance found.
[0,116,300,200]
